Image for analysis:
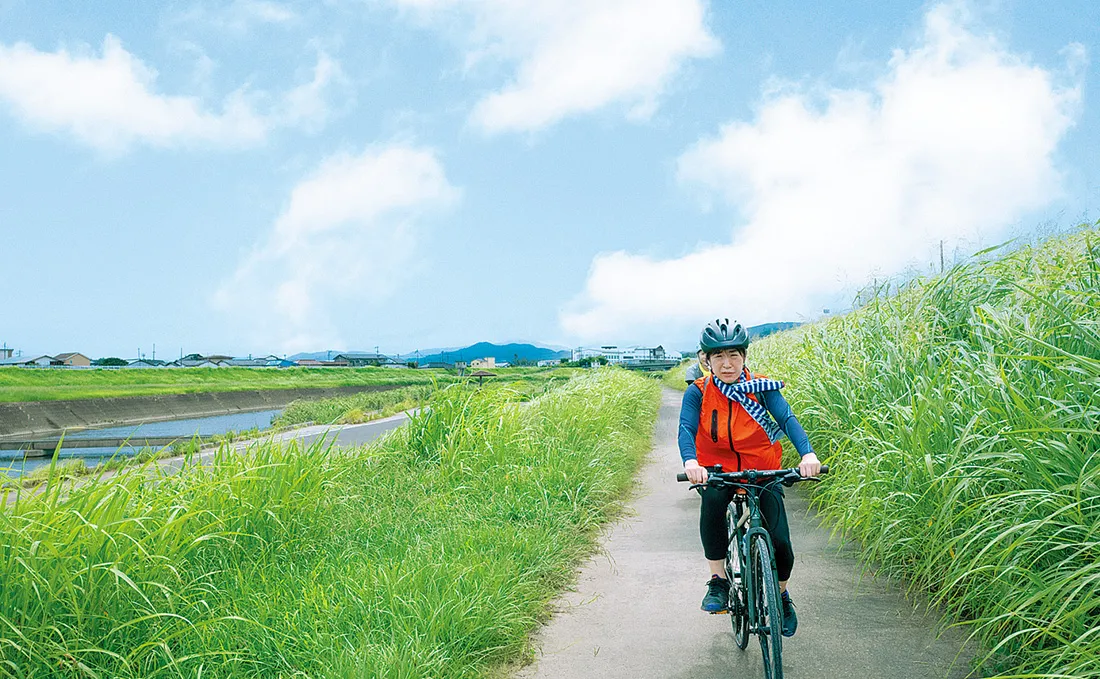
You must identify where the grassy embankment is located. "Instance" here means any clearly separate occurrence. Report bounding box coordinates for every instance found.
[0,369,660,678]
[274,372,576,428]
[0,366,577,403]
[4,373,578,489]
[746,225,1100,677]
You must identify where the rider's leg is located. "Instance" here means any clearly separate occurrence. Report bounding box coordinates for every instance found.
[699,484,737,572]
[758,484,794,590]
[699,485,737,611]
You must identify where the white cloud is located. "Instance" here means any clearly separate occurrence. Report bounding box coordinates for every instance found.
[174,0,297,33]
[561,3,1083,341]
[0,35,342,152]
[277,52,348,131]
[231,0,296,24]
[391,0,719,133]
[213,145,461,352]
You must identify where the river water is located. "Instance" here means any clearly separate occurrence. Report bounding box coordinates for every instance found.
[0,409,283,478]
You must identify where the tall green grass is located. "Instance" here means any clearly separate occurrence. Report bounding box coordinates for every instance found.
[751,225,1100,678]
[0,369,659,678]
[274,384,436,426]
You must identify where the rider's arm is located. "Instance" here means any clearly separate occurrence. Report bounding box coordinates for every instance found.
[678,384,703,465]
[761,390,814,456]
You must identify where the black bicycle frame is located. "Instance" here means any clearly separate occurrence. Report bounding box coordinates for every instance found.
[729,483,780,636]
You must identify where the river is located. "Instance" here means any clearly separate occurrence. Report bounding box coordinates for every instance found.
[0,409,283,478]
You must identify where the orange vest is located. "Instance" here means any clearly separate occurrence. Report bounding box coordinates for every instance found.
[693,370,783,471]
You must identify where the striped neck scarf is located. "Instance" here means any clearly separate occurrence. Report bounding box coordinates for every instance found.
[711,370,785,443]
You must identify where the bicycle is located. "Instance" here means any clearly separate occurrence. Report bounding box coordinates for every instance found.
[677,464,829,679]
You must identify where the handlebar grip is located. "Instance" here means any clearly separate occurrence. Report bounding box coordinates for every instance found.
[820,464,829,475]
[676,473,689,482]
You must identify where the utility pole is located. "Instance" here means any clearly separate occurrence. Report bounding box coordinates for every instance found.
[152,343,156,361]
[939,240,945,273]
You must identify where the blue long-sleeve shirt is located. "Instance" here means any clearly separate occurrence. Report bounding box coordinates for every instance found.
[677,379,814,465]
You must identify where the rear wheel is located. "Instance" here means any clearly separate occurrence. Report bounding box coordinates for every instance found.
[752,535,783,679]
[726,504,748,649]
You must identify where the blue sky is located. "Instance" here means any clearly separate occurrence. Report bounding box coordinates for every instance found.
[1,0,1096,359]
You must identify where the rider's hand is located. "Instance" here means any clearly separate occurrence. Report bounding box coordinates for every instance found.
[798,452,822,478]
[684,459,709,484]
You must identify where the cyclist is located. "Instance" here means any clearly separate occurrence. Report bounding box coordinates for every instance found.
[684,349,708,384]
[678,318,821,637]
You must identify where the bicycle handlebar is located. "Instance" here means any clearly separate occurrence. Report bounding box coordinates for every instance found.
[675,464,829,484]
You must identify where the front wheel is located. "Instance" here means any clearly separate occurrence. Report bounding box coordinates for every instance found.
[752,535,783,679]
[726,505,748,649]
[730,583,749,649]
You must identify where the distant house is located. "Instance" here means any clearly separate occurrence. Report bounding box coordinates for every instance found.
[124,359,165,369]
[168,354,234,368]
[225,357,272,368]
[55,352,92,367]
[470,357,496,369]
[295,358,349,367]
[418,361,456,370]
[333,352,390,367]
[537,359,562,367]
[0,355,62,368]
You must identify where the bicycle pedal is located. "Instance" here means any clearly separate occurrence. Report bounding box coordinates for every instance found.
[709,609,731,615]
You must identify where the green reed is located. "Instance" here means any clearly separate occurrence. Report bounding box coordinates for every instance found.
[751,224,1100,678]
[0,369,659,678]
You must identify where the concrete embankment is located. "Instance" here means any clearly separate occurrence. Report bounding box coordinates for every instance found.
[0,385,400,439]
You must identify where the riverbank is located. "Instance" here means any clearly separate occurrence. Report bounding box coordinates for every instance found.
[0,384,401,439]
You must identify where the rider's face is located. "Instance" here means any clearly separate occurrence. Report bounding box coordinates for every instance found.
[707,349,744,383]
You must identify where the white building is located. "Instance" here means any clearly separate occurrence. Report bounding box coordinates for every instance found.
[571,345,682,365]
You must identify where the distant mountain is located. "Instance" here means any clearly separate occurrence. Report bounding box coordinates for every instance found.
[747,322,802,339]
[289,343,569,365]
[415,342,569,365]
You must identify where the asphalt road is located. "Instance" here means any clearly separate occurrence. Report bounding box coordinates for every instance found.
[157,411,413,474]
[514,388,976,679]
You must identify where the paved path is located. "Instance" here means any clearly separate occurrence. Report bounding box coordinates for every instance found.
[515,389,976,679]
[158,411,412,473]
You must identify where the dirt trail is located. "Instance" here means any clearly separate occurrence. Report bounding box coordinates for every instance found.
[514,388,975,679]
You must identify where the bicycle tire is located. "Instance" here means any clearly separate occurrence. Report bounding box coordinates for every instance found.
[752,535,783,679]
[726,504,749,649]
